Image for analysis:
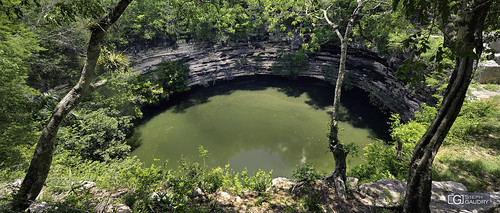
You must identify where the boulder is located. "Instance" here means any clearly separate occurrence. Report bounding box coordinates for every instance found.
[477,60,500,83]
[27,202,48,213]
[75,180,96,190]
[105,204,132,213]
[0,179,22,197]
[358,179,406,207]
[193,187,204,197]
[151,191,169,202]
[267,177,297,192]
[356,179,499,212]
[346,177,359,191]
[216,191,232,205]
[430,182,499,213]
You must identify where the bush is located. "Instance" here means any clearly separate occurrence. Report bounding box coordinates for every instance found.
[273,49,309,78]
[203,167,224,193]
[349,140,406,182]
[349,109,429,183]
[292,162,324,182]
[59,108,133,161]
[241,169,273,193]
[446,100,497,144]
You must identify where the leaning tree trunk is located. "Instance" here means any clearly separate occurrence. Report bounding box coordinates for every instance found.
[323,1,365,199]
[328,33,348,184]
[11,0,133,211]
[402,1,492,212]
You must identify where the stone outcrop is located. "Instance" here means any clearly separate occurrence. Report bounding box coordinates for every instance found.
[267,177,297,192]
[358,179,407,208]
[477,37,500,83]
[131,41,424,120]
[354,178,500,212]
[477,60,500,83]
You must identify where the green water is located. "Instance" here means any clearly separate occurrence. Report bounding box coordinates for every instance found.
[132,77,389,177]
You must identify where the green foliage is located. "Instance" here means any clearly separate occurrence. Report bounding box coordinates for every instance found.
[393,0,460,24]
[0,0,42,169]
[483,84,500,92]
[152,60,190,97]
[355,5,412,56]
[445,100,499,145]
[349,107,431,183]
[108,0,175,47]
[292,162,323,182]
[131,60,190,105]
[109,0,270,46]
[128,75,164,106]
[45,0,106,24]
[59,108,133,161]
[302,194,322,212]
[390,114,427,145]
[203,167,224,193]
[348,139,407,182]
[389,2,463,91]
[434,150,500,192]
[169,0,269,42]
[28,46,82,90]
[241,169,273,193]
[97,47,131,75]
[198,145,210,166]
[351,97,500,183]
[273,49,309,78]
[84,73,142,117]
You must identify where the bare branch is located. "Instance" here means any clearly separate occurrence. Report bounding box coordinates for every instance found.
[322,9,338,29]
[91,79,108,90]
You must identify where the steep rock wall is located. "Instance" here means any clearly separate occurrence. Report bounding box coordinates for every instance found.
[131,41,422,120]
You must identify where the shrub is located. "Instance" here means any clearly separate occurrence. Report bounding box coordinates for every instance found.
[203,167,224,193]
[445,100,497,144]
[292,162,323,182]
[241,169,273,193]
[130,60,190,105]
[59,108,133,161]
[273,49,309,78]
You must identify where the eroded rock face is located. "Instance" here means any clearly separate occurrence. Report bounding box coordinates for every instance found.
[131,41,424,120]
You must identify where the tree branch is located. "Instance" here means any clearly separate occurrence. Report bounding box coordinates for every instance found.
[91,79,108,90]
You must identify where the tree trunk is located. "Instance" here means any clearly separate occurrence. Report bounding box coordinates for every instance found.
[328,34,348,184]
[11,0,133,210]
[401,1,492,212]
[324,1,365,199]
[396,139,402,162]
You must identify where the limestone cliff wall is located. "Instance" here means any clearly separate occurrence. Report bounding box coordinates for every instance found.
[131,41,422,120]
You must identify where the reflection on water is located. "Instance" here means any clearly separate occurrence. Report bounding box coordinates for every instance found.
[132,76,389,177]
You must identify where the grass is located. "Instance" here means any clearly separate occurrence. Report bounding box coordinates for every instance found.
[483,84,500,92]
[433,143,500,192]
[433,96,500,192]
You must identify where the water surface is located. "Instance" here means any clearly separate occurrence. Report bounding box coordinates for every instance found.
[132,77,389,177]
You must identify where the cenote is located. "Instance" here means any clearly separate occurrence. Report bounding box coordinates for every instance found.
[132,76,390,177]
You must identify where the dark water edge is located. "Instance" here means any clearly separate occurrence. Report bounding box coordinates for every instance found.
[135,75,391,140]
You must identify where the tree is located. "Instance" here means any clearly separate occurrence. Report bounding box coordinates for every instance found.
[393,0,496,212]
[11,0,134,210]
[302,0,388,198]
